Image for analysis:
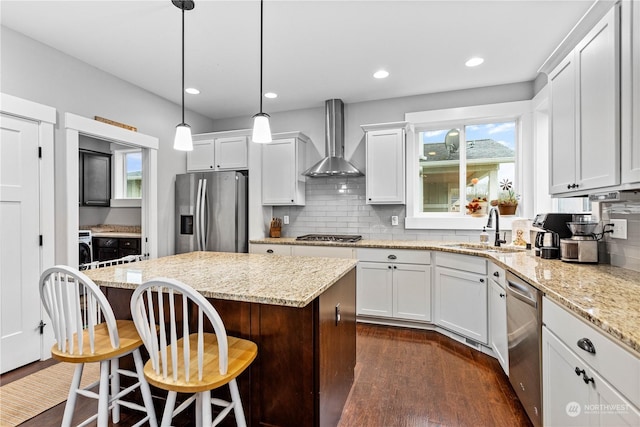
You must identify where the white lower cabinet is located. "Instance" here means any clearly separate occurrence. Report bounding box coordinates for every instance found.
[434,253,487,344]
[543,297,640,427]
[543,328,640,427]
[356,249,431,322]
[489,276,508,375]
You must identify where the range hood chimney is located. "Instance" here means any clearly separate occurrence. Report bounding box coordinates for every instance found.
[303,99,363,177]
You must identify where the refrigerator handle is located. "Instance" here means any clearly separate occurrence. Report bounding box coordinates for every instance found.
[195,178,203,250]
[201,178,208,250]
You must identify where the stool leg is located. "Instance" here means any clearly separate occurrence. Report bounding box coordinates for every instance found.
[161,391,178,427]
[201,390,212,427]
[98,360,110,427]
[110,358,120,423]
[195,392,203,427]
[133,348,158,427]
[61,364,84,427]
[229,379,247,427]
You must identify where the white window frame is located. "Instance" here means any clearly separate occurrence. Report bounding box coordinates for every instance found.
[404,100,533,230]
[111,147,142,207]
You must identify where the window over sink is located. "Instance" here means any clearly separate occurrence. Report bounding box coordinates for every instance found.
[112,146,142,207]
[405,100,532,230]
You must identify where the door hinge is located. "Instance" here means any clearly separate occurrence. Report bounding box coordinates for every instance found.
[38,146,42,158]
[39,320,47,334]
[39,235,43,246]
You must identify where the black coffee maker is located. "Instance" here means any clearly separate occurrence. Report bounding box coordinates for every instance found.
[532,213,576,259]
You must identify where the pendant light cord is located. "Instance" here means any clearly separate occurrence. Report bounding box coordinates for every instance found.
[181,5,186,124]
[259,0,264,114]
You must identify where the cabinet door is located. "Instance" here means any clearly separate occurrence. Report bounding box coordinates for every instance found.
[543,327,592,426]
[262,138,302,205]
[82,151,111,206]
[366,128,405,204]
[549,54,578,194]
[392,264,431,322]
[434,266,487,344]
[576,6,620,190]
[543,327,640,427]
[356,262,393,318]
[622,0,640,184]
[187,140,215,171]
[489,279,508,375]
[215,136,248,170]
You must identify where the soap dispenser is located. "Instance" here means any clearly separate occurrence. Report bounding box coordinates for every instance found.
[480,227,489,245]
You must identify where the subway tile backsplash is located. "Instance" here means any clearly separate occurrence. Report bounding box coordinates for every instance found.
[273,177,498,242]
[601,198,640,272]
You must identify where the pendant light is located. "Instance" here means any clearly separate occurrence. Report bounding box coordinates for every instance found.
[252,0,272,143]
[173,0,195,151]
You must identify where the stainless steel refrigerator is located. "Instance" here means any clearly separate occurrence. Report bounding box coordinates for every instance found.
[175,171,248,254]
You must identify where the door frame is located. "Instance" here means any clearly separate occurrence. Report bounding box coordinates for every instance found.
[0,92,56,361]
[63,113,159,268]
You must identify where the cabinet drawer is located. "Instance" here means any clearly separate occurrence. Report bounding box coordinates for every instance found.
[93,237,118,248]
[435,252,487,275]
[292,245,354,259]
[118,238,140,250]
[356,248,430,264]
[488,263,506,288]
[543,297,640,407]
[249,244,292,256]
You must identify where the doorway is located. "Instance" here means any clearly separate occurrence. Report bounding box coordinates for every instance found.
[0,94,55,373]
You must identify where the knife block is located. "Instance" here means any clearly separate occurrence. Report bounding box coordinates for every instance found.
[269,227,281,238]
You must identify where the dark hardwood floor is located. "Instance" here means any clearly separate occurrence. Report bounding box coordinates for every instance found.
[2,323,532,427]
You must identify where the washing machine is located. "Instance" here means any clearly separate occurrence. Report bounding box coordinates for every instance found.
[79,230,93,268]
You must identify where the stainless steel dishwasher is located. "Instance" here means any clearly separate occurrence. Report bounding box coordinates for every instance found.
[506,271,542,427]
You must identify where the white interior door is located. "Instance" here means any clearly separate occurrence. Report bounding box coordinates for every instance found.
[0,113,42,373]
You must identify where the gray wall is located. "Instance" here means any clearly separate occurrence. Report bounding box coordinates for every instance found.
[1,26,216,258]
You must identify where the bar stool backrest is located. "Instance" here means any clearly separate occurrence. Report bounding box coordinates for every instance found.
[39,265,119,355]
[130,278,230,382]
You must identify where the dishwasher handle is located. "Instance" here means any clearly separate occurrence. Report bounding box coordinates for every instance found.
[507,279,538,308]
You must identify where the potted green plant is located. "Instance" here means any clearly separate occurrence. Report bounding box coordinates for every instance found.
[496,179,519,215]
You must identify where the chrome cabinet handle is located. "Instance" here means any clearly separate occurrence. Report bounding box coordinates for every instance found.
[577,338,596,354]
[387,254,397,260]
[266,249,274,254]
[493,271,500,277]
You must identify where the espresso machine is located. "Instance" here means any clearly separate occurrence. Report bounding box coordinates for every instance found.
[560,222,599,263]
[532,213,576,259]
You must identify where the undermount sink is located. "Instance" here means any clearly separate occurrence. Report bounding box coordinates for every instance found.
[442,243,526,253]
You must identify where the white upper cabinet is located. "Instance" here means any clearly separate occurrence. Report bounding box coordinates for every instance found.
[621,0,640,184]
[361,122,410,204]
[549,5,620,195]
[261,132,309,206]
[188,130,249,172]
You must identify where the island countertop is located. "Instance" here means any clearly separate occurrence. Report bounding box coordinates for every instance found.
[85,251,357,308]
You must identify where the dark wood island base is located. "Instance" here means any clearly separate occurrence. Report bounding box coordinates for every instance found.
[103,268,356,427]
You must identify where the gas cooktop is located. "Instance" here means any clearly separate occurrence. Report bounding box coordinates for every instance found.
[295,234,363,243]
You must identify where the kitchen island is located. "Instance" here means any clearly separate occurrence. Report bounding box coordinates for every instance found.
[85,251,358,427]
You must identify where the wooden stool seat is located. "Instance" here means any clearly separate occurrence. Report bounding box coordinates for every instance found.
[51,320,144,363]
[144,334,257,393]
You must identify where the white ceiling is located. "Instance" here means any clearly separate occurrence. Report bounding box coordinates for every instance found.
[1,0,595,120]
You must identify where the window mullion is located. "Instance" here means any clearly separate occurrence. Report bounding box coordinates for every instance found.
[459,126,467,217]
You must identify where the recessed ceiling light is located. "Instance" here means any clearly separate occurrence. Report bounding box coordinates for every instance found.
[373,70,389,79]
[264,92,278,99]
[185,88,200,95]
[465,57,484,67]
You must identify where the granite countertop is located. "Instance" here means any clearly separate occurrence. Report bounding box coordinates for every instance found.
[83,224,142,239]
[85,251,357,308]
[251,238,640,357]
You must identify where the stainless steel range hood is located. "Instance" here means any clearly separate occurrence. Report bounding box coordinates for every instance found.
[303,99,363,177]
